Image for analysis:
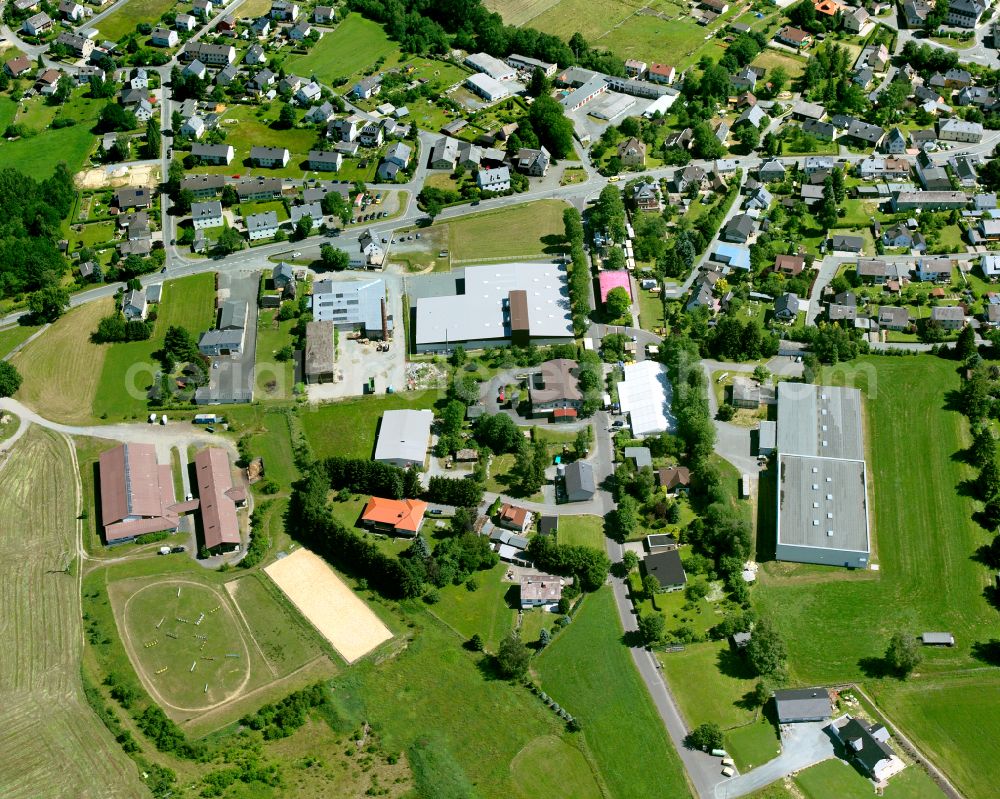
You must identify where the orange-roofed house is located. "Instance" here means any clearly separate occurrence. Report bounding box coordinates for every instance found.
[813,0,842,14]
[362,496,428,537]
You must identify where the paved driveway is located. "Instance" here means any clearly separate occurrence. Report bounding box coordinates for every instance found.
[714,722,835,799]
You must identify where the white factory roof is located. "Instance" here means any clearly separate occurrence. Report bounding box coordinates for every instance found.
[617,360,675,437]
[373,409,433,465]
[415,262,573,346]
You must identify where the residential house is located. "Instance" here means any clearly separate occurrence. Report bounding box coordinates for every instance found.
[857,258,889,283]
[985,303,1000,328]
[777,26,812,48]
[305,101,335,124]
[246,210,280,240]
[352,75,381,100]
[844,119,885,148]
[878,306,910,330]
[882,127,907,154]
[175,12,197,31]
[722,213,755,243]
[931,305,965,329]
[498,503,532,533]
[615,136,645,167]
[938,118,984,143]
[917,257,953,282]
[181,115,206,139]
[56,31,95,58]
[289,21,313,40]
[731,65,760,91]
[882,223,925,251]
[529,358,582,416]
[4,56,31,78]
[477,165,511,193]
[184,59,207,80]
[181,42,236,65]
[633,181,660,211]
[270,0,299,20]
[831,234,863,252]
[671,164,706,193]
[308,149,342,172]
[624,59,647,78]
[191,200,223,229]
[744,185,773,211]
[191,143,234,165]
[976,218,1000,241]
[250,146,289,168]
[22,12,53,36]
[957,85,994,107]
[829,716,905,783]
[775,253,805,276]
[774,688,833,724]
[774,292,800,321]
[737,104,768,129]
[294,80,322,105]
[361,497,427,537]
[244,43,266,65]
[519,573,565,608]
[249,68,275,91]
[792,101,826,122]
[947,0,985,27]
[843,5,870,32]
[150,26,178,47]
[192,0,212,17]
[759,160,786,182]
[804,156,835,175]
[250,16,271,36]
[122,289,147,321]
[903,0,932,26]
[58,0,84,20]
[115,187,151,211]
[644,550,687,591]
[648,63,675,84]
[359,121,383,147]
[981,254,1000,280]
[313,5,335,23]
[564,461,596,502]
[182,173,225,198]
[915,151,951,191]
[657,466,691,494]
[514,146,550,176]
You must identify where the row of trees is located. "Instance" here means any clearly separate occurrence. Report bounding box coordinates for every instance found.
[323,455,422,500]
[564,208,592,336]
[525,535,610,592]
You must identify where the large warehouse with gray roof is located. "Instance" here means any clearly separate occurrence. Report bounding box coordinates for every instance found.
[775,383,871,568]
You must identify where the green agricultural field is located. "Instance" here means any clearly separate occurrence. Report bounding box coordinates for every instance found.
[430,562,516,650]
[97,0,178,41]
[752,48,808,79]
[0,324,40,359]
[794,758,944,799]
[601,15,713,70]
[754,356,1000,799]
[333,613,601,798]
[536,588,690,798]
[444,200,569,262]
[94,273,217,419]
[555,515,606,549]
[13,297,113,424]
[0,427,146,797]
[300,390,441,460]
[285,13,401,87]
[529,0,635,39]
[484,0,562,25]
[117,579,251,710]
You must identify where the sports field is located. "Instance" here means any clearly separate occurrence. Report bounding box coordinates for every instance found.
[0,427,145,798]
[13,297,113,425]
[754,357,1000,799]
[444,200,569,262]
[265,548,393,663]
[118,579,251,711]
[536,588,690,798]
[286,13,401,87]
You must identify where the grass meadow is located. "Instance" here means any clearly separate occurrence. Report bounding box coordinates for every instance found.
[94,273,217,420]
[285,13,401,87]
[555,514,606,549]
[536,588,690,798]
[0,89,103,177]
[444,200,568,263]
[0,428,146,798]
[97,0,178,41]
[0,324,40,358]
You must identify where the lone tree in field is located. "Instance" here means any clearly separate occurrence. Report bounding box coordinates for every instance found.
[497,631,531,680]
[746,617,787,678]
[885,632,922,678]
[685,722,723,752]
[0,361,22,397]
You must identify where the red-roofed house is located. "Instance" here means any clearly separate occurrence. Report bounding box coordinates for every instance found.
[194,447,245,553]
[777,26,812,48]
[99,443,181,543]
[362,496,428,537]
[648,63,675,85]
[599,270,633,304]
[498,502,532,532]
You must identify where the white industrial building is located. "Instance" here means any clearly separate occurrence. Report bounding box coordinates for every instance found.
[616,360,675,437]
[465,72,511,102]
[464,52,516,81]
[775,383,871,569]
[414,262,573,353]
[310,277,392,338]
[373,409,434,468]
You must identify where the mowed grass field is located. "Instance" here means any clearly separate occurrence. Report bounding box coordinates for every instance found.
[95,273,217,420]
[555,515,606,549]
[430,562,517,651]
[97,0,177,41]
[286,13,401,87]
[198,105,319,177]
[13,297,113,424]
[529,0,635,39]
[333,613,602,798]
[601,15,712,69]
[119,579,250,710]
[795,758,944,799]
[0,89,103,177]
[445,200,569,262]
[300,390,440,460]
[0,427,145,798]
[754,357,1000,799]
[484,0,562,25]
[0,324,40,358]
[752,48,808,79]
[536,588,690,798]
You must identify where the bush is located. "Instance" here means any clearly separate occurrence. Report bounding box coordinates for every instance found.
[685,722,723,752]
[133,531,169,545]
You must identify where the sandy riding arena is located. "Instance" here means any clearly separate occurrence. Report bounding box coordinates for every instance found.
[264,548,392,663]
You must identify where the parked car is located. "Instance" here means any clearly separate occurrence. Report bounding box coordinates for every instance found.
[170,546,187,554]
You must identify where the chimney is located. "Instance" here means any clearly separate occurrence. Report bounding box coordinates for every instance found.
[381,297,388,340]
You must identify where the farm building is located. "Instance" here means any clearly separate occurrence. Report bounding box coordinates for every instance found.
[99,443,182,543]
[194,447,246,554]
[773,688,833,723]
[775,383,871,568]
[373,409,433,468]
